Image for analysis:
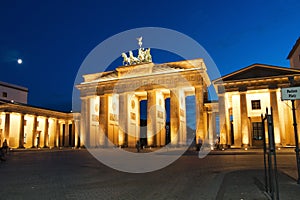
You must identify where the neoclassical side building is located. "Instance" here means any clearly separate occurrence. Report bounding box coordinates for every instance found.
[214,37,300,148]
[0,81,80,148]
[77,59,218,148]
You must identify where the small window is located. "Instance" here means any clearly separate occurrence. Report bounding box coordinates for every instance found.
[251,100,261,110]
[2,92,7,98]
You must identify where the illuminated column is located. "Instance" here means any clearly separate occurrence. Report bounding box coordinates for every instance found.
[195,85,204,143]
[284,102,293,145]
[270,89,281,146]
[31,115,38,148]
[147,90,157,146]
[74,119,80,148]
[54,119,59,147]
[170,89,179,146]
[179,91,187,146]
[99,95,108,147]
[71,120,75,147]
[208,112,216,146]
[119,93,128,146]
[80,97,90,147]
[240,92,249,147]
[232,94,241,147]
[203,107,208,140]
[48,119,55,147]
[127,94,140,147]
[43,118,49,148]
[156,91,166,147]
[64,120,69,147]
[18,113,25,148]
[4,113,10,144]
[219,93,227,146]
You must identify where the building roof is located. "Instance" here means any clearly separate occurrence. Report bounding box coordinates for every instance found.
[0,81,28,92]
[213,63,300,84]
[0,99,76,119]
[287,37,300,59]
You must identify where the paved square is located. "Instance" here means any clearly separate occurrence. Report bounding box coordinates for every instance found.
[1,149,300,199]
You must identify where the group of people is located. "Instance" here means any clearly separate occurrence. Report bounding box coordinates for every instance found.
[0,139,8,161]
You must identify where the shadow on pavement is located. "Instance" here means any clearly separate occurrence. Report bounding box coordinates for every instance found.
[216,169,300,200]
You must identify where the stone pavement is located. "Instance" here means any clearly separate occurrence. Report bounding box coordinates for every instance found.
[1,148,300,200]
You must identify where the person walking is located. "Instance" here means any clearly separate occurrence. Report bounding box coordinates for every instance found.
[3,139,8,154]
[136,140,141,153]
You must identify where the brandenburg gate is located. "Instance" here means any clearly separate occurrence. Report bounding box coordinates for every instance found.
[77,39,213,148]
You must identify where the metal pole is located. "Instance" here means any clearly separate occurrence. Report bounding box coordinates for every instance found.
[267,112,274,199]
[291,99,300,184]
[262,114,268,193]
[270,108,280,200]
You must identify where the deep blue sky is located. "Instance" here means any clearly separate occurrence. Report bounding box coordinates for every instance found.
[1,0,300,112]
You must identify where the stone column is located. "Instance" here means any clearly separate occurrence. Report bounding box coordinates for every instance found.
[203,107,208,140]
[55,119,60,147]
[71,120,75,147]
[208,112,214,146]
[74,120,80,148]
[64,120,69,147]
[195,85,204,143]
[80,98,86,147]
[43,118,49,148]
[240,92,249,147]
[156,92,166,147]
[170,89,179,146]
[270,89,282,146]
[18,114,25,148]
[219,94,227,147]
[99,95,108,147]
[31,115,38,148]
[119,93,128,147]
[4,112,10,143]
[147,90,157,146]
[80,97,90,147]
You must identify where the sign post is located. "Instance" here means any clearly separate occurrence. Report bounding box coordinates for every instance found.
[281,86,300,184]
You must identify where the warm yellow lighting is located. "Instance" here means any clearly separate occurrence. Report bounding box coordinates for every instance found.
[245,147,248,151]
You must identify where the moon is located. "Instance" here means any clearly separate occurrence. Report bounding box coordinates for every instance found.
[17,59,22,64]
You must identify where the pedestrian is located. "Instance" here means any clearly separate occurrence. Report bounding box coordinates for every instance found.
[196,137,202,151]
[136,140,140,153]
[3,139,8,154]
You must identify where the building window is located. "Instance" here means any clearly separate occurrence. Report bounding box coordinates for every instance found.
[251,100,261,110]
[2,92,7,98]
[252,122,263,140]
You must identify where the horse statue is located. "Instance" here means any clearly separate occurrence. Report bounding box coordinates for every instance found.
[138,48,146,62]
[122,52,130,66]
[145,48,152,62]
[129,51,139,64]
